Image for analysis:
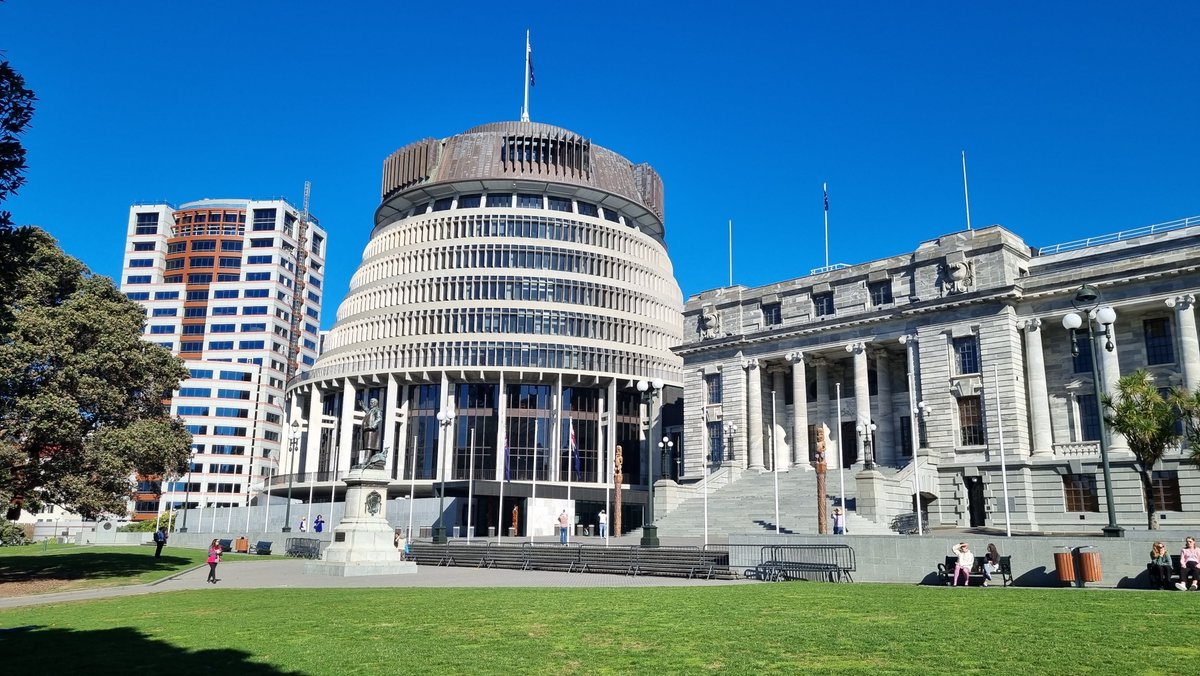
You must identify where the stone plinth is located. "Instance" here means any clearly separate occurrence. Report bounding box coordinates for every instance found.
[305,468,416,577]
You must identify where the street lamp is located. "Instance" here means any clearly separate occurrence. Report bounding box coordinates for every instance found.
[658,436,674,480]
[637,377,664,548]
[856,420,878,470]
[282,420,300,532]
[433,408,455,544]
[179,450,196,532]
[1062,283,1124,537]
[723,422,738,464]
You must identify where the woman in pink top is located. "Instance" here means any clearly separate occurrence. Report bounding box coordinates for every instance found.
[1177,537,1200,591]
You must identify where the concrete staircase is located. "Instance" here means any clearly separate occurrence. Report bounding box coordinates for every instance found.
[648,467,895,538]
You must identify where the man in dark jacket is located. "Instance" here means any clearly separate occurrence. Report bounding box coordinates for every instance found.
[153,527,168,557]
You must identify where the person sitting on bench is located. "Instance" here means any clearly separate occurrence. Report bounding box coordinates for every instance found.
[1149,541,1172,590]
[1176,537,1200,591]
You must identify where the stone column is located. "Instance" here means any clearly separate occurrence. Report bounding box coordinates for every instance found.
[847,341,870,465]
[743,356,765,470]
[872,347,893,466]
[770,366,788,470]
[337,379,357,475]
[786,351,809,466]
[304,384,323,474]
[813,357,832,468]
[1019,318,1054,456]
[1095,319,1127,453]
[898,334,921,461]
[1170,295,1200,391]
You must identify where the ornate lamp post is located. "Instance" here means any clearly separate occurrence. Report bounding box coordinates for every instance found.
[433,408,456,544]
[1062,284,1124,538]
[658,436,674,480]
[179,450,196,532]
[855,421,878,470]
[282,420,300,532]
[637,378,664,548]
[723,422,737,464]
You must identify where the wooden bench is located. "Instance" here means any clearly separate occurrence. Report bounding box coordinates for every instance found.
[752,544,856,582]
[252,540,272,555]
[285,537,322,559]
[937,555,1013,586]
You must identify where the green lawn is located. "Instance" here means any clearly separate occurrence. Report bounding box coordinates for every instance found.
[0,583,1192,674]
[0,544,266,595]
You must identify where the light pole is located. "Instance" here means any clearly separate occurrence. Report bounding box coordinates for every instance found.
[179,450,196,532]
[856,420,878,470]
[282,420,300,532]
[723,422,737,464]
[658,436,673,480]
[433,408,455,544]
[1062,283,1125,538]
[637,378,664,548]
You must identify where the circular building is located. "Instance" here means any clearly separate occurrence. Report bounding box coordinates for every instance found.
[282,121,683,536]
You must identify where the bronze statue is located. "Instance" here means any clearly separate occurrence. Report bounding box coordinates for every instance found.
[360,397,383,451]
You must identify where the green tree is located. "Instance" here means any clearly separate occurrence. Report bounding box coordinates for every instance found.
[1102,370,1181,530]
[1170,387,1200,471]
[0,56,192,519]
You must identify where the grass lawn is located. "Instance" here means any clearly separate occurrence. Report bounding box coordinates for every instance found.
[0,544,267,597]
[0,583,1193,674]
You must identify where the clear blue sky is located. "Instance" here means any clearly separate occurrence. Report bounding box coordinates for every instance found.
[3,1,1197,329]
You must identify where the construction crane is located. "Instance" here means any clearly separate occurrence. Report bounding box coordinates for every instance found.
[285,181,311,387]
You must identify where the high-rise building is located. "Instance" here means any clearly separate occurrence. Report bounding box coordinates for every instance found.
[119,198,326,520]
[282,121,683,536]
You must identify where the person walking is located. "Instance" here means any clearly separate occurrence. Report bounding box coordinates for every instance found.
[598,509,607,538]
[951,542,974,587]
[1176,537,1200,591]
[153,526,168,558]
[558,510,569,545]
[1149,542,1173,590]
[831,507,845,535]
[982,543,1001,587]
[299,517,307,533]
[206,539,222,584]
[314,515,324,533]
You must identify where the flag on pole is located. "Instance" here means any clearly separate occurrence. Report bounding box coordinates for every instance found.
[503,436,511,482]
[528,46,535,87]
[569,418,581,481]
[823,182,829,211]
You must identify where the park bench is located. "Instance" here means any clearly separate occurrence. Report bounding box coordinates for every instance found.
[751,544,856,582]
[521,542,581,572]
[479,542,526,569]
[218,538,233,553]
[285,537,322,559]
[574,545,638,575]
[252,540,272,555]
[937,555,1013,586]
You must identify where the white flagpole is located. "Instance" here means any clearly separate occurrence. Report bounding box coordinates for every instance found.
[823,182,830,269]
[994,365,1012,537]
[263,485,270,532]
[531,417,538,543]
[497,435,505,544]
[407,453,416,540]
[306,481,314,529]
[837,383,845,517]
[467,428,475,543]
[565,418,572,545]
[605,427,611,548]
[772,390,780,534]
[907,371,923,536]
[962,150,973,231]
[521,30,531,123]
[727,219,733,287]
[703,410,709,547]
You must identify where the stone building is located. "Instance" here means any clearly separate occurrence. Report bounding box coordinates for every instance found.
[675,217,1200,533]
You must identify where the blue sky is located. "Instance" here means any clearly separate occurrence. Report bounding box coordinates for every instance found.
[2,1,1197,329]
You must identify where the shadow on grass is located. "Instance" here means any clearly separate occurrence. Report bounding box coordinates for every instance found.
[1,625,299,674]
[0,552,196,583]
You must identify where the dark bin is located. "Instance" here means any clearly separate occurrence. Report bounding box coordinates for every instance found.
[1054,548,1076,583]
[488,526,496,538]
[1078,547,1102,582]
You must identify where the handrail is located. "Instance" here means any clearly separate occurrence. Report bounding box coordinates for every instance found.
[809,263,851,275]
[1036,216,1199,256]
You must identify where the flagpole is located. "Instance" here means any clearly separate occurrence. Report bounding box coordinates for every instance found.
[497,452,504,545]
[531,417,538,543]
[467,428,475,543]
[407,455,416,540]
[703,412,709,547]
[837,383,845,517]
[962,150,972,231]
[566,418,572,545]
[994,365,1012,537]
[772,390,780,534]
[727,219,733,287]
[521,30,531,123]
[823,182,829,269]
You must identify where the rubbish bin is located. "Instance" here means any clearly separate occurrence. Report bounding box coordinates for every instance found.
[453,526,460,538]
[507,527,516,537]
[467,526,475,538]
[488,526,496,538]
[1053,547,1076,583]
[553,525,561,538]
[1078,546,1102,583]
[576,524,584,536]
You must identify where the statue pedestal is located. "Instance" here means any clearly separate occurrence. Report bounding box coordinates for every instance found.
[305,468,416,577]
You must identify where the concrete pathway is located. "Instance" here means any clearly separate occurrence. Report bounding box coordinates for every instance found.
[0,558,751,610]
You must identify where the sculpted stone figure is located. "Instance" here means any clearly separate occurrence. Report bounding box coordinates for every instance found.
[698,305,722,340]
[361,397,383,451]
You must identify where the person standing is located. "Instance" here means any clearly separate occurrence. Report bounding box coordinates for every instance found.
[206,539,222,584]
[831,507,845,535]
[1176,537,1200,591]
[951,542,974,587]
[153,526,168,558]
[1149,542,1173,590]
[558,510,569,545]
[299,517,307,533]
[598,509,607,538]
[314,515,324,533]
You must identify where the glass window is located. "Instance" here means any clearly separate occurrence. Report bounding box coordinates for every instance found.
[191,240,216,251]
[176,405,209,416]
[246,272,271,281]
[189,256,214,268]
[244,306,269,316]
[208,341,234,350]
[953,336,980,375]
[547,196,571,212]
[1144,318,1174,365]
[869,280,893,306]
[186,273,212,284]
[705,373,722,404]
[762,303,782,327]
[247,255,272,265]
[217,389,250,399]
[432,197,453,212]
[214,289,238,299]
[181,325,205,335]
[244,289,269,298]
[188,369,213,379]
[1063,474,1100,512]
[151,308,177,317]
[602,208,621,223]
[149,325,175,334]
[1149,470,1183,511]
[219,370,252,382]
[517,194,543,209]
[238,340,265,349]
[210,324,235,333]
[128,258,154,268]
[250,238,273,248]
[126,292,150,301]
[178,387,212,397]
[957,395,985,445]
[577,202,598,217]
[1077,394,1101,441]
[125,275,151,284]
[215,407,248,418]
[458,194,481,209]
[221,240,243,252]
[132,241,155,251]
[241,323,266,332]
[211,307,237,316]
[813,292,834,317]
[486,193,513,208]
[252,208,277,231]
[167,242,187,254]
[1073,333,1093,373]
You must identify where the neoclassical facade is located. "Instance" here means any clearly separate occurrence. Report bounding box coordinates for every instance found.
[280,121,684,534]
[676,218,1200,532]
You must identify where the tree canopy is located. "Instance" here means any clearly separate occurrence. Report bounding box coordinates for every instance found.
[0,57,192,519]
[1102,369,1181,529]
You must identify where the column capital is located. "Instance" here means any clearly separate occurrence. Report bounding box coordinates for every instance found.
[785,350,805,365]
[741,356,759,371]
[868,345,890,361]
[844,341,868,355]
[1168,294,1197,310]
[808,356,829,369]
[1017,317,1043,331]
[898,334,918,346]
